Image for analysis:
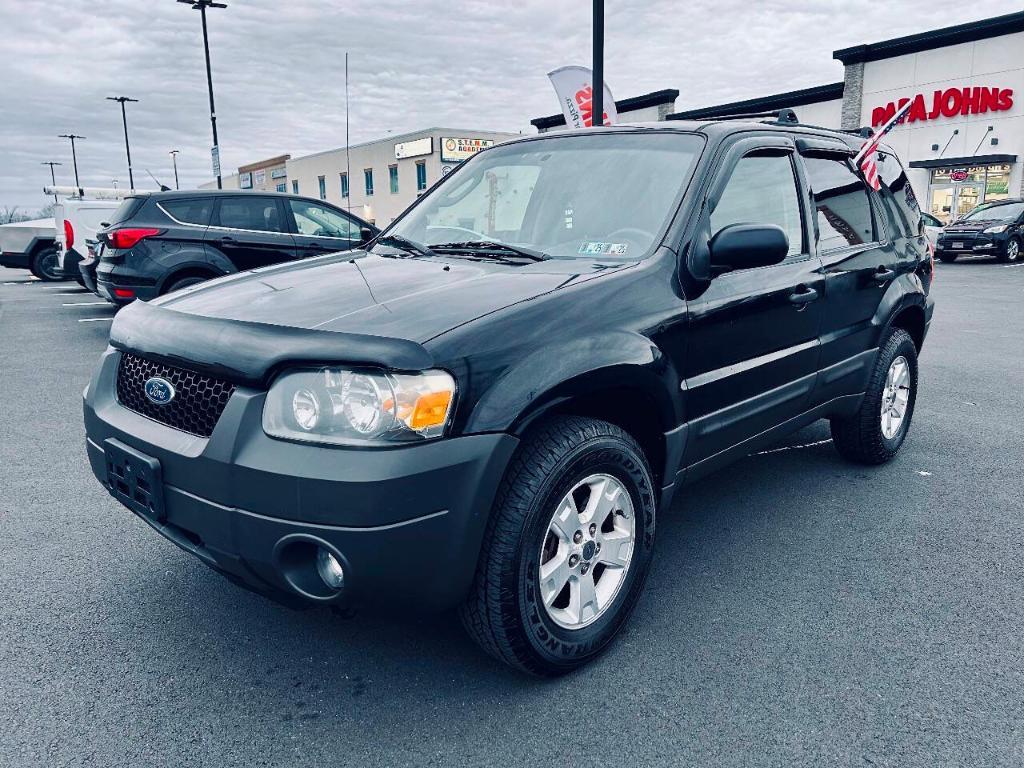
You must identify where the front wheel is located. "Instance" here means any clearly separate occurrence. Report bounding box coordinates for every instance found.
[460,416,657,676]
[30,247,64,281]
[830,328,918,464]
[997,237,1021,263]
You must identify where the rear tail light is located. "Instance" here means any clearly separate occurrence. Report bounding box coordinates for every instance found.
[108,228,161,250]
[64,219,74,250]
[113,288,135,299]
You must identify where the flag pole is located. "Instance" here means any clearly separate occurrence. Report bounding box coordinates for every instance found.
[852,101,912,164]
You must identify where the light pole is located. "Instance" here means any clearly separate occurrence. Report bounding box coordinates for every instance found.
[58,134,85,186]
[169,149,180,189]
[592,0,604,127]
[41,161,62,203]
[178,0,226,189]
[107,96,138,191]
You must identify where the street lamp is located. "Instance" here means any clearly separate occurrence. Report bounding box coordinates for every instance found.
[41,161,62,203]
[169,149,180,189]
[178,0,227,189]
[107,96,139,191]
[58,134,85,186]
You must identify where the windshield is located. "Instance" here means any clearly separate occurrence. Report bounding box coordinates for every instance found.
[383,132,703,260]
[961,201,1024,221]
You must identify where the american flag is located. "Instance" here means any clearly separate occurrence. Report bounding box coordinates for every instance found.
[853,100,912,191]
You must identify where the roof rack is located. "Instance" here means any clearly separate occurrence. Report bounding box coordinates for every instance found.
[675,108,801,125]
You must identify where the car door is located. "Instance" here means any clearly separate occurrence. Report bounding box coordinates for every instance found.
[285,198,363,258]
[798,148,899,403]
[681,136,825,466]
[207,195,297,270]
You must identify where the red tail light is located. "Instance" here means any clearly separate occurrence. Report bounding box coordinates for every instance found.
[108,228,161,250]
[64,219,74,250]
[113,288,136,299]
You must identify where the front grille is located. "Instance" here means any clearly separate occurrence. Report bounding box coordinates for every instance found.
[116,352,235,437]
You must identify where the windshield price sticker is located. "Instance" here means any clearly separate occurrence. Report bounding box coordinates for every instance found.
[579,241,628,255]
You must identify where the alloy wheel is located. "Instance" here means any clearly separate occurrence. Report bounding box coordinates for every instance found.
[538,473,635,630]
[881,355,911,440]
[1007,239,1020,262]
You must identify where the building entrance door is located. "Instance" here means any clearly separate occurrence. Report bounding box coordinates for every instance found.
[928,164,1013,224]
[929,183,984,223]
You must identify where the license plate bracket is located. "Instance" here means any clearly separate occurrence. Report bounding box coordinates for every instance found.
[952,241,965,249]
[104,438,165,522]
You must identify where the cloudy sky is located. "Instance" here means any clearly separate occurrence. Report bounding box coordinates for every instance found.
[0,0,1014,211]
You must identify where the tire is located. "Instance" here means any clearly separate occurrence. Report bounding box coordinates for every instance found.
[938,253,958,263]
[29,246,65,282]
[460,416,657,676]
[830,327,918,465]
[997,237,1021,264]
[163,275,207,295]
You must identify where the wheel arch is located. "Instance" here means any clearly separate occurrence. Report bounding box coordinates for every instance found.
[157,263,225,295]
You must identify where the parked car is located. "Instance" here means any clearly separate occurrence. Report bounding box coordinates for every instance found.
[0,218,61,280]
[921,211,943,248]
[935,198,1024,263]
[84,117,934,675]
[54,198,122,284]
[94,190,377,304]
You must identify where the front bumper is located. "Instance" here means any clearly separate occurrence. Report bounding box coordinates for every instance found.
[935,235,1006,255]
[84,348,518,611]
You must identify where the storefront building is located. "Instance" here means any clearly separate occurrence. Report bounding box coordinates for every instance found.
[669,11,1024,223]
[285,128,518,226]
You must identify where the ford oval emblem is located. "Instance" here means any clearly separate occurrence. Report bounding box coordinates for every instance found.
[144,376,176,406]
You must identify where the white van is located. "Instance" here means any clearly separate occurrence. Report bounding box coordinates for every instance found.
[52,195,123,284]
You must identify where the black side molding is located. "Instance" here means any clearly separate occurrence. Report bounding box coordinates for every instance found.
[109,300,435,386]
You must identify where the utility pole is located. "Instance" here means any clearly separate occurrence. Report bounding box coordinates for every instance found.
[107,96,138,191]
[178,0,227,189]
[58,134,85,186]
[41,162,62,203]
[592,0,604,128]
[169,149,180,189]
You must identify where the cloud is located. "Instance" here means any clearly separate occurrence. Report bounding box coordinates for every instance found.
[0,0,1012,210]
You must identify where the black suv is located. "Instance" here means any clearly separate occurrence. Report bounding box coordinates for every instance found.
[936,198,1024,263]
[94,190,376,303]
[83,117,934,675]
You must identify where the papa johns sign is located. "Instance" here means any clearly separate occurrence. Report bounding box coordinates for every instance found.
[872,86,1014,127]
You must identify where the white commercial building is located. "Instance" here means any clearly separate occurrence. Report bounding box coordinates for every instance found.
[204,128,519,227]
[286,127,519,226]
[669,11,1024,223]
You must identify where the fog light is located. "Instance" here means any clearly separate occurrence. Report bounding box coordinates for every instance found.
[315,548,345,590]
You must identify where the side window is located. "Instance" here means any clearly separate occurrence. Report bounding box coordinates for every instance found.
[215,197,284,233]
[287,199,358,239]
[710,152,804,258]
[876,152,922,238]
[803,156,877,250]
[159,198,214,226]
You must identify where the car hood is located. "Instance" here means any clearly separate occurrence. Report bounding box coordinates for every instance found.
[944,218,1011,233]
[154,250,627,343]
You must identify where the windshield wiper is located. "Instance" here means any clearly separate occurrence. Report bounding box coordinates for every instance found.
[429,240,551,262]
[376,234,439,258]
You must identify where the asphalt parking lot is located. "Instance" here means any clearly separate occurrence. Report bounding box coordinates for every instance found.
[1,259,1022,768]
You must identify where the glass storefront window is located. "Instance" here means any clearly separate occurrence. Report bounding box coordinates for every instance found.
[928,164,1015,223]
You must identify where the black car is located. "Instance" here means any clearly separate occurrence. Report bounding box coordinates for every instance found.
[94,190,377,303]
[84,116,934,675]
[935,198,1024,263]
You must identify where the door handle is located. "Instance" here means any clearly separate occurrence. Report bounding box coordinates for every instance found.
[788,286,818,305]
[218,236,236,245]
[874,266,896,281]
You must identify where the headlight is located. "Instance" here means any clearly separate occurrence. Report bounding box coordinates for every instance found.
[263,367,456,446]
[983,224,1008,234]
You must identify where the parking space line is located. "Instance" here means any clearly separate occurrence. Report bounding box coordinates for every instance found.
[62,301,110,307]
[78,317,114,323]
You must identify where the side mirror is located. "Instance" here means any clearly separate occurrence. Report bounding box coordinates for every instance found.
[359,226,375,244]
[709,224,789,273]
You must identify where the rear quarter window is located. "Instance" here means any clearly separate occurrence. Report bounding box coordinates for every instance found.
[107,196,146,226]
[876,153,922,238]
[803,156,876,250]
[159,198,214,226]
